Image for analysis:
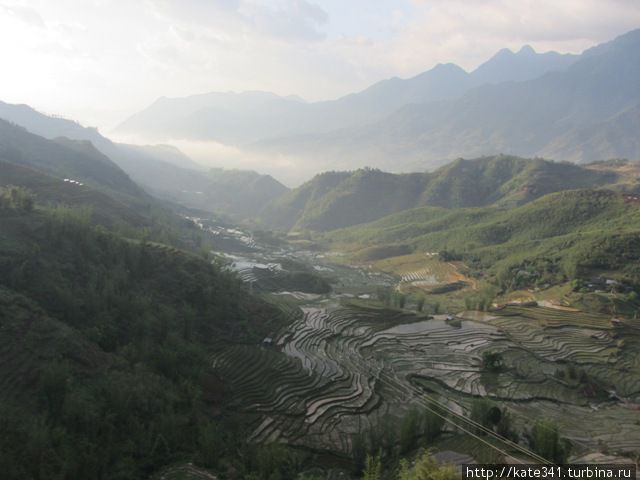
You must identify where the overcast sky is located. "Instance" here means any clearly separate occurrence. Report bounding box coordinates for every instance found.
[1,0,639,130]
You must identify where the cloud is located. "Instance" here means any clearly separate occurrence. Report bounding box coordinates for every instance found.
[0,3,45,28]
[149,0,329,43]
[245,0,329,42]
[384,0,640,73]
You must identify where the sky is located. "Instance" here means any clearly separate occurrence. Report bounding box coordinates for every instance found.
[1,0,640,131]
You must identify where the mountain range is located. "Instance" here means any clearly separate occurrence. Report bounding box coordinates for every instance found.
[255,29,640,173]
[115,44,577,146]
[115,29,640,179]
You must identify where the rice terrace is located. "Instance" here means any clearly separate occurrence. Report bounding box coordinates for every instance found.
[202,222,640,470]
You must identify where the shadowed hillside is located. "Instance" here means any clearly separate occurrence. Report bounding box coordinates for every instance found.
[0,206,285,479]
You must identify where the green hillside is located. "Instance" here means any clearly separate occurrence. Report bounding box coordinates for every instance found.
[0,119,143,200]
[0,204,285,479]
[325,189,640,289]
[0,125,225,249]
[261,155,621,231]
[0,161,150,229]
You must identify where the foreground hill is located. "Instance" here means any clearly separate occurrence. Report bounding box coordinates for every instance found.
[0,101,288,218]
[256,29,640,172]
[325,188,640,289]
[260,155,621,231]
[0,202,285,479]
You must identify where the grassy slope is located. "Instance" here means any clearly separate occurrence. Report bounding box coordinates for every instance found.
[325,189,640,286]
[0,161,150,229]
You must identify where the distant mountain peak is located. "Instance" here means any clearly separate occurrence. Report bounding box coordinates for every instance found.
[518,45,536,55]
[432,62,466,72]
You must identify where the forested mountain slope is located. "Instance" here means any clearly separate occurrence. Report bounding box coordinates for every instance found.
[0,203,285,479]
[260,156,621,231]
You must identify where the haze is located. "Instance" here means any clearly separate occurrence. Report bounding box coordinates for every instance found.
[2,0,639,131]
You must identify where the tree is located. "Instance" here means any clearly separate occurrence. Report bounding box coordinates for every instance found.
[197,421,223,468]
[39,362,69,421]
[422,407,446,443]
[398,451,457,480]
[415,296,426,312]
[362,453,382,480]
[530,420,571,463]
[400,409,421,454]
[393,292,406,309]
[0,186,35,212]
[482,351,503,372]
[470,399,502,432]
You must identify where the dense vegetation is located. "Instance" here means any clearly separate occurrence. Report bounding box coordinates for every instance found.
[325,188,640,290]
[260,156,620,231]
[0,205,289,479]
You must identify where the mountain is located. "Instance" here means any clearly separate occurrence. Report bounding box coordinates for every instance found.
[471,45,577,85]
[260,155,621,231]
[0,101,288,217]
[257,29,640,171]
[116,91,309,143]
[539,103,640,162]
[0,119,143,199]
[0,100,204,171]
[0,203,284,478]
[115,45,575,144]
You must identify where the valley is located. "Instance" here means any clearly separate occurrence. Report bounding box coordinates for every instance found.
[190,216,640,474]
[2,16,640,479]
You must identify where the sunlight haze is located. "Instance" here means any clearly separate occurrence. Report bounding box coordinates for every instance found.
[1,0,639,130]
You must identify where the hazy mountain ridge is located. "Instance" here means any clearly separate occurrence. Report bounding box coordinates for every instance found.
[0,101,289,218]
[116,44,577,144]
[0,119,144,200]
[256,29,640,171]
[259,155,621,232]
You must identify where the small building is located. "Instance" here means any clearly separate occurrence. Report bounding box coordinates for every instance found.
[262,337,274,347]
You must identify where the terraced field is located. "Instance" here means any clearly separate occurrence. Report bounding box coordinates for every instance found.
[210,300,640,459]
[198,221,640,460]
[370,254,474,293]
